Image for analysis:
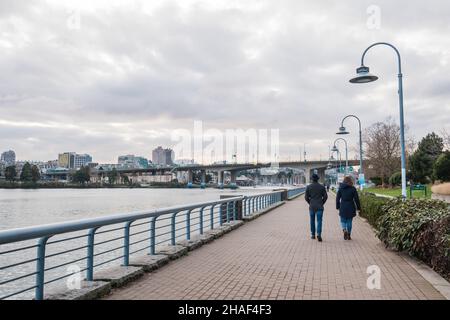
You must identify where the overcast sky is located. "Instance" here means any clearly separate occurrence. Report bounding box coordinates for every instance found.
[1,0,449,163]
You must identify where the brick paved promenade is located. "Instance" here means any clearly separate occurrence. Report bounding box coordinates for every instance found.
[105,194,445,300]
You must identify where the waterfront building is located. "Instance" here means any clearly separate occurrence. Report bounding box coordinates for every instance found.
[58,152,92,169]
[118,155,149,169]
[1,150,16,166]
[152,146,174,166]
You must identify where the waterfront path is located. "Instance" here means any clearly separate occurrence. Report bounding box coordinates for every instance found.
[105,194,445,300]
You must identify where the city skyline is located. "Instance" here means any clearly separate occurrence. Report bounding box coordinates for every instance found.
[1,1,449,163]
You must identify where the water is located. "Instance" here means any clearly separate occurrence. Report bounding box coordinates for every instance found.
[0,187,280,299]
[0,188,267,231]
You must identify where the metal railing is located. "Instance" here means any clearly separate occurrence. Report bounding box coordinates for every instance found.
[0,190,290,300]
[287,187,306,199]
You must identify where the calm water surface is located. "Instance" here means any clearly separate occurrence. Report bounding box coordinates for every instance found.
[0,187,272,231]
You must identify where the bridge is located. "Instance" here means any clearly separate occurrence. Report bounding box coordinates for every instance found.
[42,160,360,186]
[0,187,447,300]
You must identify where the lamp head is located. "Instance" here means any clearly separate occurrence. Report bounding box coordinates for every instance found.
[349,66,378,84]
[336,126,349,135]
[331,145,339,152]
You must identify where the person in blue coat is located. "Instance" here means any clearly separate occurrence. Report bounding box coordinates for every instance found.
[336,176,361,240]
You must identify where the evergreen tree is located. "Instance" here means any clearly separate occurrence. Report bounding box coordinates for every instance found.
[4,166,17,182]
[20,162,33,182]
[31,165,41,183]
[409,132,444,183]
[433,151,450,182]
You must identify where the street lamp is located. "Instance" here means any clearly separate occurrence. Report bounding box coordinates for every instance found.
[336,114,364,190]
[349,42,407,199]
[332,138,348,175]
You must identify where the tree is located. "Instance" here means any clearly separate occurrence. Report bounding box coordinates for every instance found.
[20,162,33,182]
[71,166,90,184]
[409,132,444,183]
[107,168,118,185]
[364,118,403,185]
[4,166,17,182]
[31,165,41,183]
[433,151,450,182]
[389,172,402,186]
[441,129,450,150]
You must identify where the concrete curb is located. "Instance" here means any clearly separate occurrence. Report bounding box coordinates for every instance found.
[129,254,170,272]
[93,266,144,288]
[399,252,450,300]
[45,281,111,300]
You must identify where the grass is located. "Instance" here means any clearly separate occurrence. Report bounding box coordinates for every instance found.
[365,185,432,199]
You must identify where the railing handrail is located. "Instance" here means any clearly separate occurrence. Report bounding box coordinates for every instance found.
[0,195,244,244]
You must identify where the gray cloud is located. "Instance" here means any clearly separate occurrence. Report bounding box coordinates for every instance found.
[0,0,449,163]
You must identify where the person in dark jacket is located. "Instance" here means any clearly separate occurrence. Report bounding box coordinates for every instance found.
[336,176,361,240]
[305,174,328,242]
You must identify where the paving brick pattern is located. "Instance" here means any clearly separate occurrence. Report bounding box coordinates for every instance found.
[105,194,445,300]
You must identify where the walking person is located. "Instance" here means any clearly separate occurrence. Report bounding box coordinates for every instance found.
[336,176,361,240]
[305,174,328,242]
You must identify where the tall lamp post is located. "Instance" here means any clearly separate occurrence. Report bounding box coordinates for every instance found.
[337,114,364,190]
[349,42,407,199]
[332,138,348,175]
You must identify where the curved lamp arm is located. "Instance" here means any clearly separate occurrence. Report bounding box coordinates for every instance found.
[340,114,361,129]
[361,42,402,74]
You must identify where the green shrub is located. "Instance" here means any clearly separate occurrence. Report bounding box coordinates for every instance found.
[370,177,382,186]
[433,151,450,182]
[412,216,450,281]
[359,192,389,228]
[378,198,449,250]
[389,172,402,186]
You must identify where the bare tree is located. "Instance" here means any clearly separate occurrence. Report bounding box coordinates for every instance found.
[441,129,450,150]
[364,117,413,185]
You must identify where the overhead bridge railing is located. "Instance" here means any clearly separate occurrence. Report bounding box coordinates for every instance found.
[0,190,286,300]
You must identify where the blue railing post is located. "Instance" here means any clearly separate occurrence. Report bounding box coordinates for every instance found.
[233,201,237,220]
[123,221,134,266]
[86,227,99,282]
[171,212,178,245]
[219,204,224,226]
[199,207,204,235]
[35,236,50,300]
[186,209,192,240]
[150,217,157,255]
[252,197,255,213]
[226,202,231,223]
[210,205,215,229]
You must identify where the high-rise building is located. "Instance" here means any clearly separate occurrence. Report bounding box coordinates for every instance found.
[58,152,75,168]
[74,154,93,168]
[58,152,92,169]
[1,150,16,166]
[152,147,174,166]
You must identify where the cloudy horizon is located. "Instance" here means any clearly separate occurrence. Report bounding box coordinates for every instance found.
[1,0,450,164]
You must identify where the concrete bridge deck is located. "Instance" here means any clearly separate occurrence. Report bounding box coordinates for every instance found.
[104,194,445,300]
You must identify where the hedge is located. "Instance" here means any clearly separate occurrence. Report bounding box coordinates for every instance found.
[359,193,450,282]
[359,192,390,228]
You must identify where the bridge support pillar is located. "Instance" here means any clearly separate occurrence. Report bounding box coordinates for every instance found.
[217,171,224,188]
[230,171,237,189]
[187,170,193,188]
[200,170,206,189]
